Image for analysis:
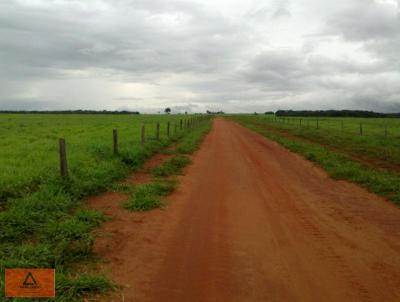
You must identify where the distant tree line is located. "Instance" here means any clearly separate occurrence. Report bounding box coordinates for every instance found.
[0,110,140,115]
[206,110,224,114]
[275,110,400,118]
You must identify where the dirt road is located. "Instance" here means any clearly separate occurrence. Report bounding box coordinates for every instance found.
[92,118,400,302]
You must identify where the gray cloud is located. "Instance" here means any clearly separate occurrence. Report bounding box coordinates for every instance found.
[0,0,248,77]
[325,0,400,67]
[0,0,399,112]
[326,0,400,41]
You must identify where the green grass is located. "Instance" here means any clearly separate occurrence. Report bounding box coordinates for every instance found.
[124,117,213,212]
[230,115,400,205]
[122,181,177,211]
[246,115,400,168]
[0,113,210,301]
[108,182,136,195]
[55,274,116,302]
[0,114,192,203]
[151,155,192,177]
[176,120,212,154]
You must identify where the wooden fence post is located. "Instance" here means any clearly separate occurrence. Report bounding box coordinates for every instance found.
[156,122,160,141]
[359,123,363,135]
[59,138,68,178]
[167,121,170,137]
[180,119,183,130]
[141,125,145,145]
[113,129,118,155]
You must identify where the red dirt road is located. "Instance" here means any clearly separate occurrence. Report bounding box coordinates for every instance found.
[92,118,400,302]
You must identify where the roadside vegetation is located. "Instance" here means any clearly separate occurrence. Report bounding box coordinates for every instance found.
[0,114,211,301]
[122,118,212,212]
[256,115,400,169]
[176,120,212,154]
[151,155,192,177]
[230,115,400,205]
[122,181,176,211]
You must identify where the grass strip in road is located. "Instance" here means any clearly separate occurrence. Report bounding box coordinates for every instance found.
[176,121,212,154]
[122,118,213,212]
[151,155,192,177]
[231,116,400,205]
[122,181,177,211]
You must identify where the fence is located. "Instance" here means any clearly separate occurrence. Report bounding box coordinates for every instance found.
[265,116,400,138]
[58,116,207,178]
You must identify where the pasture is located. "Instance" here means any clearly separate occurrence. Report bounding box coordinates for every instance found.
[0,113,209,301]
[0,114,192,202]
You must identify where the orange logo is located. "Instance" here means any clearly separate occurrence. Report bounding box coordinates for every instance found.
[5,269,55,298]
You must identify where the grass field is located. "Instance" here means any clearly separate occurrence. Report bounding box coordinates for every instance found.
[230,115,400,204]
[0,113,210,301]
[257,115,400,167]
[0,114,190,202]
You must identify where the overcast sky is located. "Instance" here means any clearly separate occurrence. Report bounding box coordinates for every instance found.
[0,0,399,113]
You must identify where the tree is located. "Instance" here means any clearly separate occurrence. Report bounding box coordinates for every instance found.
[164,107,171,114]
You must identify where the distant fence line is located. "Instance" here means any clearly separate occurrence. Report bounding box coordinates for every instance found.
[261,115,400,138]
[58,116,207,178]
